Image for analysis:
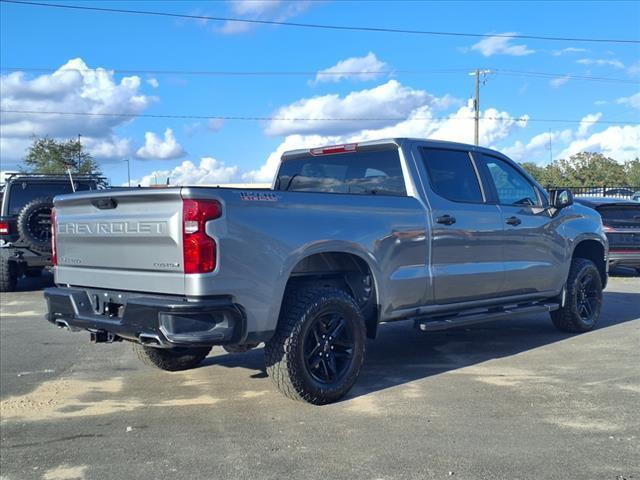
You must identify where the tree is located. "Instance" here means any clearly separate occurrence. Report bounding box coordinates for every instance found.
[519,161,563,186]
[519,152,629,187]
[556,152,626,185]
[21,136,101,175]
[624,158,640,186]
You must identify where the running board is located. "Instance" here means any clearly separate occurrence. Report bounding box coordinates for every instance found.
[416,302,559,332]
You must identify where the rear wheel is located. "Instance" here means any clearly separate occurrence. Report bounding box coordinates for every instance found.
[0,256,18,292]
[132,344,211,371]
[551,258,603,333]
[264,287,366,405]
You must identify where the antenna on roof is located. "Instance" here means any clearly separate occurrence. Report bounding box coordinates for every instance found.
[63,162,76,192]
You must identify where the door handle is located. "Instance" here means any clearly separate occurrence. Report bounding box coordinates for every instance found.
[506,216,522,226]
[436,215,456,225]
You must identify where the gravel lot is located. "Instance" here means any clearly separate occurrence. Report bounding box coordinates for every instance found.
[1,273,639,480]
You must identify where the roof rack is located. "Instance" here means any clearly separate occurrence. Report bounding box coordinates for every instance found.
[4,172,108,183]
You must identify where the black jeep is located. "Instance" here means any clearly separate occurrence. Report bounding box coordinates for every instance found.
[0,174,105,291]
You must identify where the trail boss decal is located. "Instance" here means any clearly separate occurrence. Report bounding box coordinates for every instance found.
[239,192,279,202]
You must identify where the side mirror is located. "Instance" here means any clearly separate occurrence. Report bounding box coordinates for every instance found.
[551,189,574,210]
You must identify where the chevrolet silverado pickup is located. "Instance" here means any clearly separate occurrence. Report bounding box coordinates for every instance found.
[44,138,608,404]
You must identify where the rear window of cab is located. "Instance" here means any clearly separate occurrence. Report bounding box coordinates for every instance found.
[275,148,407,196]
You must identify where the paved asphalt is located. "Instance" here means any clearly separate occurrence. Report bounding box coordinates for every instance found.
[0,273,639,480]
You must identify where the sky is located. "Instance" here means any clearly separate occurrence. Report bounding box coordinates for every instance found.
[1,0,639,186]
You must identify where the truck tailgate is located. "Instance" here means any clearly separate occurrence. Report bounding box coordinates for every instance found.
[54,188,186,294]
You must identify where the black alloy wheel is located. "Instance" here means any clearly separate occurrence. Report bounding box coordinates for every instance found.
[575,269,600,326]
[303,312,355,385]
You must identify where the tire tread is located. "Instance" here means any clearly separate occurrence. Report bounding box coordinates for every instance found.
[551,258,602,333]
[132,343,211,371]
[264,286,365,405]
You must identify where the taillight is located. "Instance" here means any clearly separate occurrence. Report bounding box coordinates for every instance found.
[0,221,8,235]
[51,207,57,266]
[182,199,222,274]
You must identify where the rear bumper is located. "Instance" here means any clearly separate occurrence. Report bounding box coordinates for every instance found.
[44,287,245,348]
[608,250,640,268]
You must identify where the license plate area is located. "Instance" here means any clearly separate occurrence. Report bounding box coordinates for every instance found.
[88,291,125,318]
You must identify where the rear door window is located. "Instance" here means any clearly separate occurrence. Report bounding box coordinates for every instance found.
[275,148,406,196]
[420,148,484,203]
[8,182,94,215]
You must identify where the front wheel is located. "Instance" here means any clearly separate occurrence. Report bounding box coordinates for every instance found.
[264,287,366,405]
[132,344,211,371]
[551,258,603,333]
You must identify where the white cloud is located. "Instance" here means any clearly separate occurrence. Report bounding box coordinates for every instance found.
[549,75,571,88]
[551,47,588,56]
[470,33,535,57]
[503,112,638,164]
[616,92,640,110]
[558,125,640,161]
[207,118,225,132]
[136,128,186,160]
[314,52,389,84]
[146,78,159,88]
[84,136,132,162]
[578,112,602,137]
[577,58,625,69]
[502,128,574,164]
[218,0,313,35]
[248,99,528,183]
[0,137,30,166]
[265,80,431,136]
[133,157,239,186]
[0,58,155,163]
[628,61,640,77]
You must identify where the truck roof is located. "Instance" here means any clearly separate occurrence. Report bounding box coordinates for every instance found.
[280,137,508,160]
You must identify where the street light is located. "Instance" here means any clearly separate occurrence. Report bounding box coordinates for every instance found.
[123,158,131,187]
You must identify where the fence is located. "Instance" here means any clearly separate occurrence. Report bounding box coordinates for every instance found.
[546,186,640,199]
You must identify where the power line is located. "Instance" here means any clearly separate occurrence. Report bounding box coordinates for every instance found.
[0,66,472,76]
[2,0,639,45]
[2,109,637,125]
[2,66,637,85]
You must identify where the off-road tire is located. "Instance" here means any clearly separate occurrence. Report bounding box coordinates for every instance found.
[264,287,366,405]
[551,258,603,333]
[132,344,211,371]
[16,196,54,252]
[0,256,18,292]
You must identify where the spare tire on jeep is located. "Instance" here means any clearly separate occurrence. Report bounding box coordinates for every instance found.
[16,196,54,252]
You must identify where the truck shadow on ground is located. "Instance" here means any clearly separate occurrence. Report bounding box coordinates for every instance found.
[15,271,54,292]
[203,290,640,401]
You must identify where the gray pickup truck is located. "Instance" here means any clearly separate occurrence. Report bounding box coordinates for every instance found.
[45,138,608,404]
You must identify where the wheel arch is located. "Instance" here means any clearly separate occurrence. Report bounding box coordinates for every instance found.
[571,238,607,287]
[275,245,382,339]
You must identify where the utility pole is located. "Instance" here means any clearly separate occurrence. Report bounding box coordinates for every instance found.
[548,129,553,163]
[469,69,493,146]
[474,69,480,146]
[124,158,131,187]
